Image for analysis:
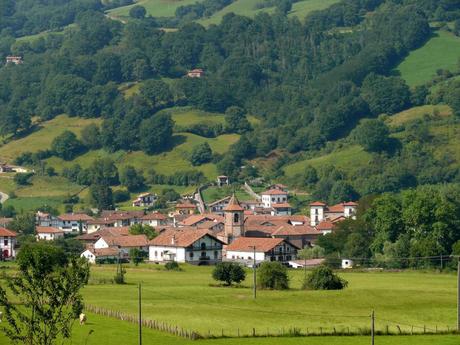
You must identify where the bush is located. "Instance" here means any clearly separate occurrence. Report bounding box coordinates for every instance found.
[165,261,180,271]
[302,266,348,290]
[257,262,289,290]
[14,173,34,186]
[212,262,246,286]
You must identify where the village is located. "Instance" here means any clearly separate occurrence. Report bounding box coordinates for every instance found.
[0,180,357,269]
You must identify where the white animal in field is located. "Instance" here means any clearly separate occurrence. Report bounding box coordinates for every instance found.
[0,311,3,323]
[79,313,86,325]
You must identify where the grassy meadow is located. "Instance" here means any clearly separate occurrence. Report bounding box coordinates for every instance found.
[107,0,201,20]
[396,30,460,87]
[80,265,458,336]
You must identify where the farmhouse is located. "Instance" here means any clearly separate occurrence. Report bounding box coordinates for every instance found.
[149,229,224,264]
[5,56,23,65]
[141,212,168,227]
[175,202,197,215]
[0,227,17,259]
[208,196,231,215]
[187,68,205,78]
[76,226,131,245]
[225,237,298,265]
[36,226,64,241]
[57,213,94,233]
[260,189,288,208]
[132,192,157,207]
[94,234,149,255]
[310,201,358,226]
[81,248,120,264]
[216,175,229,186]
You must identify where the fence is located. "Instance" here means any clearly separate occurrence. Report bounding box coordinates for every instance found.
[84,304,458,341]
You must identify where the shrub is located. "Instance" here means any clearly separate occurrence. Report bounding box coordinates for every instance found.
[212,262,246,286]
[302,266,348,290]
[257,262,289,290]
[165,261,180,271]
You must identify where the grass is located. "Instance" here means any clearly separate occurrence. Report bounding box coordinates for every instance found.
[0,115,102,162]
[170,107,226,127]
[4,196,66,213]
[284,145,372,178]
[201,185,252,203]
[80,265,458,336]
[107,0,201,19]
[385,105,453,127]
[13,176,83,197]
[396,30,460,87]
[0,176,16,194]
[198,0,340,26]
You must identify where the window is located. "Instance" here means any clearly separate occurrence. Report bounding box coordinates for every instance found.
[160,252,163,257]
[234,213,239,223]
[154,251,158,257]
[248,256,252,260]
[286,255,292,261]
[270,256,275,261]
[190,252,194,258]
[201,242,206,250]
[315,209,318,215]
[4,239,8,246]
[272,198,275,202]
[214,251,218,259]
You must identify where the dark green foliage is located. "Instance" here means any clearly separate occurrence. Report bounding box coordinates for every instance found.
[353,118,391,152]
[190,142,213,166]
[129,248,146,266]
[0,242,89,344]
[257,261,289,290]
[224,106,252,134]
[120,165,145,192]
[361,74,411,115]
[89,183,114,210]
[13,172,33,186]
[51,131,84,161]
[175,0,235,20]
[129,224,157,240]
[303,266,348,290]
[8,213,35,235]
[129,5,147,19]
[139,113,174,154]
[80,123,101,149]
[165,261,181,271]
[113,189,131,203]
[52,237,85,257]
[212,262,246,286]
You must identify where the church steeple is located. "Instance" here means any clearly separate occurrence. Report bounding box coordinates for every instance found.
[224,194,244,242]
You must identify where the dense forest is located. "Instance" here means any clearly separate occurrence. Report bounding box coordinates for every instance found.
[0,0,460,205]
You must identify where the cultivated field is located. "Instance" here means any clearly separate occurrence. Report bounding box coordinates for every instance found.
[396,30,460,87]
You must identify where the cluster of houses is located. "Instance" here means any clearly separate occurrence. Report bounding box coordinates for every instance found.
[1,183,357,267]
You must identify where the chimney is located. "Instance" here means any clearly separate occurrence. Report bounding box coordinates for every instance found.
[171,234,176,246]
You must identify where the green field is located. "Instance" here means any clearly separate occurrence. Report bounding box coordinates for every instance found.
[202,185,252,203]
[396,30,460,87]
[198,0,340,26]
[0,115,102,162]
[386,105,452,127]
[107,0,201,19]
[80,265,458,336]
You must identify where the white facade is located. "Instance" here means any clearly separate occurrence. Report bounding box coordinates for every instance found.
[36,232,64,241]
[344,205,357,219]
[261,192,288,208]
[310,206,325,226]
[141,218,166,227]
[342,259,354,269]
[0,236,16,259]
[81,250,97,264]
[226,250,266,262]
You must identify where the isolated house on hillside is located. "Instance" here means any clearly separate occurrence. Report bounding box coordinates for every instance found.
[0,227,17,259]
[6,56,22,65]
[132,192,157,207]
[187,68,204,78]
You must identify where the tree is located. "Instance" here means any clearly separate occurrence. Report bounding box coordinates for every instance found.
[8,213,36,235]
[139,113,174,154]
[353,119,391,152]
[190,142,212,166]
[129,248,145,266]
[298,246,325,259]
[224,106,252,134]
[212,262,246,286]
[129,224,157,240]
[329,181,359,204]
[13,172,33,186]
[51,131,83,161]
[257,261,289,290]
[139,80,173,109]
[302,266,348,290]
[120,165,145,192]
[129,5,146,19]
[89,183,113,210]
[0,242,89,345]
[80,123,101,149]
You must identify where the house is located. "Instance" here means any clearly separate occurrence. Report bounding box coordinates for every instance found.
[0,164,13,173]
[315,220,335,234]
[81,248,120,264]
[207,196,231,215]
[271,203,292,216]
[180,214,223,227]
[270,224,322,249]
[187,68,205,78]
[6,56,23,65]
[141,212,168,227]
[76,226,131,245]
[260,189,288,208]
[94,235,149,255]
[36,211,55,227]
[99,210,144,227]
[310,201,358,226]
[225,237,298,265]
[149,229,224,264]
[0,227,17,259]
[289,258,325,269]
[132,193,157,207]
[175,202,197,215]
[216,175,229,187]
[36,226,64,241]
[268,183,288,192]
[57,213,94,233]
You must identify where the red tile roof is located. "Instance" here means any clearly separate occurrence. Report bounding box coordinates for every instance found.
[76,227,131,241]
[36,226,63,234]
[272,203,292,208]
[100,234,148,247]
[58,213,94,221]
[176,202,196,209]
[310,201,327,206]
[343,201,358,206]
[327,204,345,213]
[226,237,285,252]
[181,215,214,226]
[150,229,223,247]
[261,189,288,195]
[224,194,244,212]
[141,212,167,221]
[315,221,334,231]
[0,227,17,237]
[271,225,320,236]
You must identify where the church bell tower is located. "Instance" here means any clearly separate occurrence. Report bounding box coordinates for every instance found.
[224,194,244,243]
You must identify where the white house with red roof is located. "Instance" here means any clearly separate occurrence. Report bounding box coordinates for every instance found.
[141,212,168,227]
[225,237,298,265]
[132,192,157,207]
[57,213,94,233]
[36,226,64,241]
[0,227,17,259]
[310,201,358,226]
[261,189,288,208]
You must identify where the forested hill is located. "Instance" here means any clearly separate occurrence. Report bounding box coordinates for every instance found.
[0,0,460,205]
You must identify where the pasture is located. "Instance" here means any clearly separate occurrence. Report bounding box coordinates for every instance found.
[107,0,201,19]
[81,265,458,336]
[396,30,460,87]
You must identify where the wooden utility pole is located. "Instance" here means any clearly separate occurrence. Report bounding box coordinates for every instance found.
[252,246,257,299]
[139,283,142,345]
[457,259,460,332]
[371,310,375,345]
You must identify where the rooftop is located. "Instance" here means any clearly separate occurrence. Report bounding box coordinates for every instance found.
[226,237,286,252]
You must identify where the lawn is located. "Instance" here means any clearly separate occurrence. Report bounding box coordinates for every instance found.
[13,176,83,197]
[201,185,252,203]
[4,196,66,213]
[396,30,460,87]
[0,115,102,162]
[283,145,372,178]
[81,265,458,336]
[386,105,453,127]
